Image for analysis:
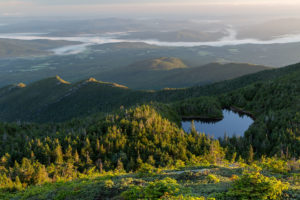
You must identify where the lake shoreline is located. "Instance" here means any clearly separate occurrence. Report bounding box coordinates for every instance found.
[181,107,255,122]
[228,106,256,120]
[181,115,223,122]
[181,109,254,137]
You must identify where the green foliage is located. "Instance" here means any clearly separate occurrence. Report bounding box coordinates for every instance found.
[175,160,186,169]
[206,174,220,184]
[137,163,159,177]
[227,167,289,199]
[260,156,289,174]
[0,173,23,192]
[104,179,114,188]
[1,164,298,200]
[248,145,254,163]
[220,65,300,158]
[0,105,226,190]
[164,195,215,200]
[121,177,182,200]
[173,97,222,120]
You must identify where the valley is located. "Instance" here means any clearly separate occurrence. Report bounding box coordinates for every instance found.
[3,40,300,89]
[0,38,81,58]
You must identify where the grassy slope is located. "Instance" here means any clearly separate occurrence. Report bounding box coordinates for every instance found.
[128,57,188,71]
[2,165,299,200]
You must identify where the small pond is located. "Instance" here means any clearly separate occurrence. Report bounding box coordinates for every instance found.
[181,110,253,138]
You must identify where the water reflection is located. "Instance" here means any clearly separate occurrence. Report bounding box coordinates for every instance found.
[181,110,253,138]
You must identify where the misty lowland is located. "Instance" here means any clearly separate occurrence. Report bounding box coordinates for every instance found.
[0,1,300,200]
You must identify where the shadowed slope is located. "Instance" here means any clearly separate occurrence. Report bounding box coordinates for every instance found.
[95,60,271,89]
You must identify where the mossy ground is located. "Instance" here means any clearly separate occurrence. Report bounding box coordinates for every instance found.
[2,164,299,200]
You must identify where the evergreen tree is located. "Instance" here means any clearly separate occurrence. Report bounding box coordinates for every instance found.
[14,176,23,191]
[248,145,254,163]
[54,144,63,165]
[33,164,49,185]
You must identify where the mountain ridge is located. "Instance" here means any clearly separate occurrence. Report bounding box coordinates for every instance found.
[94,60,272,89]
[127,57,188,71]
[0,62,298,123]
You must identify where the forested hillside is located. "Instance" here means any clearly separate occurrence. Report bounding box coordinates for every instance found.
[0,105,298,199]
[0,62,296,123]
[0,62,300,199]
[0,76,134,122]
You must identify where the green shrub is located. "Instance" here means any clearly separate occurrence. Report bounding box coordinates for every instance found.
[120,178,134,188]
[175,160,185,169]
[260,156,289,174]
[227,168,289,199]
[163,195,215,200]
[120,178,145,189]
[206,174,220,183]
[122,177,182,199]
[137,163,158,177]
[104,179,114,188]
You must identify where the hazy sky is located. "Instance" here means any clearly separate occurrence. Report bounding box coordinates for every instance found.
[1,0,300,18]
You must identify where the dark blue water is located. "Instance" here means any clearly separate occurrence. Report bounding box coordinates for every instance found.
[181,110,253,138]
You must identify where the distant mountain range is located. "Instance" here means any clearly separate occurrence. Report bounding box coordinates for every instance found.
[118,29,226,42]
[0,39,80,58]
[237,18,300,40]
[0,60,285,123]
[95,57,271,89]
